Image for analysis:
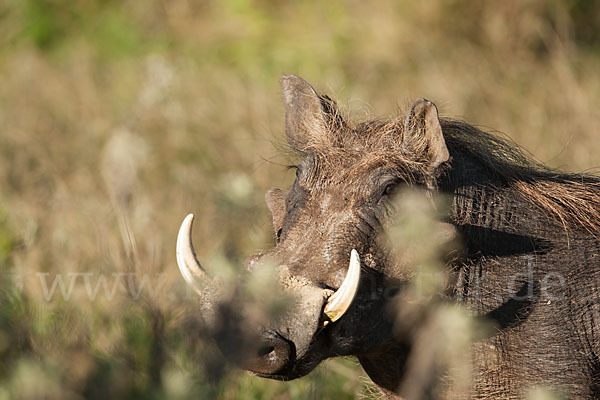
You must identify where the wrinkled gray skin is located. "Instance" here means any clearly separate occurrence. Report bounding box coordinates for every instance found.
[194,75,600,399]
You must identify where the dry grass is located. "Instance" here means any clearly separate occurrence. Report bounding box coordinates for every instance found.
[0,0,598,398]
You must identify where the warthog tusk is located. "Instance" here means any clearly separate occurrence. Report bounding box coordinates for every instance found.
[176,214,208,293]
[323,249,361,322]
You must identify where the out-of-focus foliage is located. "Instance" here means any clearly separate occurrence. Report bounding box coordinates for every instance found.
[0,0,598,398]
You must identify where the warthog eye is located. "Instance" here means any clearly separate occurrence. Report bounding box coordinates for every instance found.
[276,228,283,242]
[383,182,399,197]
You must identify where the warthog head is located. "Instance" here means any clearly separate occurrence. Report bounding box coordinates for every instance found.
[176,75,451,381]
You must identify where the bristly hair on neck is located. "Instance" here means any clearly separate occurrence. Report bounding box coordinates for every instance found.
[440,119,600,236]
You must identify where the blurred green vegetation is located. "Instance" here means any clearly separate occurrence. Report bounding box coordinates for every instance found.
[0,0,599,398]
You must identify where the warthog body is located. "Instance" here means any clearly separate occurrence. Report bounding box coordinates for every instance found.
[177,76,600,398]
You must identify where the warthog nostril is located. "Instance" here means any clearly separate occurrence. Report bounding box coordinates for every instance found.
[243,331,294,375]
[257,345,275,358]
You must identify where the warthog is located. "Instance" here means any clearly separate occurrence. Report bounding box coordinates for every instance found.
[176,75,600,398]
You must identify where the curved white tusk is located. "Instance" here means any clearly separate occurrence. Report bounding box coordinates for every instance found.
[176,214,208,293]
[323,249,361,322]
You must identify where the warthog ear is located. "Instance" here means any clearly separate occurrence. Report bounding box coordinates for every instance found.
[265,188,288,237]
[402,98,449,171]
[280,75,339,152]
